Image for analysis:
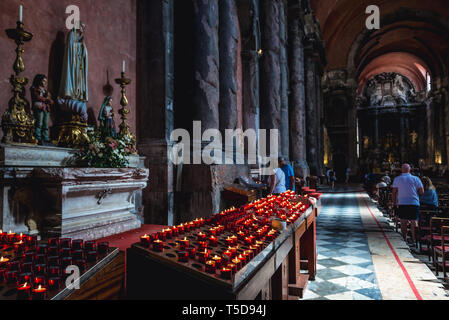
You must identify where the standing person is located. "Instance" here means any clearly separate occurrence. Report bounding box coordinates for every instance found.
[279,157,295,192]
[392,164,424,246]
[329,169,336,189]
[345,167,351,184]
[269,166,286,195]
[326,168,332,185]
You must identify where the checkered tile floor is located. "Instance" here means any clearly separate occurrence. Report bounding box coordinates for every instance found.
[303,193,383,300]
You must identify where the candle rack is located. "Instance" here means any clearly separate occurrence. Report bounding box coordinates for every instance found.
[2,21,37,144]
[115,72,136,153]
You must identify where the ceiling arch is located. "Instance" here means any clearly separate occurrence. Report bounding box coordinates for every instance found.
[310,0,449,81]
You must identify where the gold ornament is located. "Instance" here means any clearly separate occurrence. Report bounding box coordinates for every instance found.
[2,21,37,144]
[115,72,136,153]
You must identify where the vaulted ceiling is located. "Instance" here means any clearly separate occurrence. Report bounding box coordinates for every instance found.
[310,0,449,90]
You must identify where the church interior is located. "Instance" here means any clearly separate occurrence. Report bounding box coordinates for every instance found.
[0,0,449,303]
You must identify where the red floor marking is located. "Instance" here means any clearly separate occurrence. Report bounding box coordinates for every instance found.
[362,196,423,300]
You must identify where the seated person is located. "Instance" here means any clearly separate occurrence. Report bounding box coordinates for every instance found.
[420,176,439,214]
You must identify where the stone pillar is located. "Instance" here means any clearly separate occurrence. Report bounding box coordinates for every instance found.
[373,110,379,148]
[241,0,261,163]
[219,0,239,136]
[288,7,309,178]
[279,0,289,159]
[426,100,435,165]
[137,0,175,226]
[192,0,220,133]
[305,52,318,175]
[260,0,282,156]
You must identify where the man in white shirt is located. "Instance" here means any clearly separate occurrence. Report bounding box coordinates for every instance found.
[269,167,286,195]
[392,164,424,245]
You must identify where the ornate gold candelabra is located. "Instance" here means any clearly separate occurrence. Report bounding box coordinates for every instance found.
[115,72,136,153]
[2,21,37,144]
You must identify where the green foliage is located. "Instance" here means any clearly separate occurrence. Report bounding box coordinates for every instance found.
[75,130,134,168]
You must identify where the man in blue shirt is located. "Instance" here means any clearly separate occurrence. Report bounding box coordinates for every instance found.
[392,163,424,245]
[279,157,295,192]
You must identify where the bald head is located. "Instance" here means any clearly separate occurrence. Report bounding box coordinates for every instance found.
[402,163,411,173]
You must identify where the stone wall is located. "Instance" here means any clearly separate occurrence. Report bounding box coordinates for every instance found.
[0,0,137,138]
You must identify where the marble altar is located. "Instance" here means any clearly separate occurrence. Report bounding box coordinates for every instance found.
[0,143,148,240]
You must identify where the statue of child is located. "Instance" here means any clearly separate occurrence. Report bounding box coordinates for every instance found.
[31,74,53,145]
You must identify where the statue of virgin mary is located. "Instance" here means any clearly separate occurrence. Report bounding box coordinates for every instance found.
[59,22,88,102]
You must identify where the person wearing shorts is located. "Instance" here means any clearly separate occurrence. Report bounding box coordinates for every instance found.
[392,164,424,245]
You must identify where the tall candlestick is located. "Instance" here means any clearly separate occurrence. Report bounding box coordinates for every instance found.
[19,5,23,22]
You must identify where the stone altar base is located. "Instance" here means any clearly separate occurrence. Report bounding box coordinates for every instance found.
[33,168,149,240]
[0,144,148,240]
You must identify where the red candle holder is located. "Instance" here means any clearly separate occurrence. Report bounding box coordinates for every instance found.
[157,230,167,241]
[18,272,32,284]
[26,235,38,247]
[231,257,242,270]
[48,238,60,248]
[140,234,151,248]
[224,237,234,247]
[32,285,47,300]
[228,247,237,257]
[220,267,232,280]
[152,240,164,252]
[7,232,16,243]
[36,254,47,265]
[84,241,96,252]
[179,238,190,250]
[48,277,61,291]
[211,255,222,268]
[208,228,216,236]
[244,250,254,260]
[60,238,72,249]
[237,254,247,265]
[188,221,196,231]
[87,251,98,263]
[177,224,185,235]
[208,236,218,247]
[223,250,233,261]
[36,244,48,255]
[227,263,237,274]
[172,226,179,237]
[75,259,87,273]
[48,246,59,256]
[164,228,173,239]
[197,232,207,241]
[98,242,109,254]
[0,256,10,268]
[34,275,46,286]
[47,256,60,267]
[186,246,196,259]
[205,260,216,274]
[197,241,208,251]
[20,262,33,273]
[17,282,32,300]
[34,264,47,275]
[72,239,84,250]
[72,249,84,260]
[9,261,20,272]
[49,266,61,277]
[177,251,189,263]
[197,250,209,263]
[150,233,159,243]
[61,257,73,269]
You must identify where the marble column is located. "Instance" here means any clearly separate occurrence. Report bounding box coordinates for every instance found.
[426,100,435,165]
[241,0,261,163]
[260,0,282,156]
[279,0,289,159]
[137,0,175,226]
[288,8,309,178]
[192,0,220,133]
[219,0,239,136]
[305,52,318,175]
